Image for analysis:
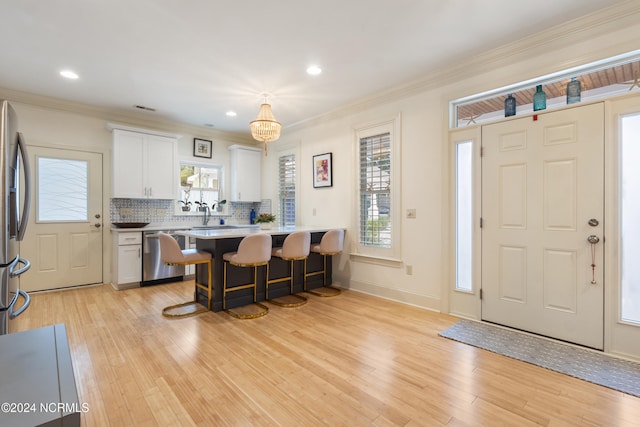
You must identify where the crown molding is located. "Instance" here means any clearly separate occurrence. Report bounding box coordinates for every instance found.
[286,1,640,133]
[0,87,256,145]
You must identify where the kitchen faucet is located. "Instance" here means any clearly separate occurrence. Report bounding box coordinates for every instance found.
[202,206,210,225]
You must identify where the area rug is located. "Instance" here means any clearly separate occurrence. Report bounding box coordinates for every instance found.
[439,319,640,397]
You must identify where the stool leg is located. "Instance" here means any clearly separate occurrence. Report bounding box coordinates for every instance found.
[290,259,295,293]
[207,259,212,310]
[253,265,258,303]
[323,254,327,286]
[223,260,228,310]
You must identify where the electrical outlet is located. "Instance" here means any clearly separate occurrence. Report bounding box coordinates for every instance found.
[120,208,133,217]
[156,208,168,216]
[406,265,413,275]
[407,209,416,219]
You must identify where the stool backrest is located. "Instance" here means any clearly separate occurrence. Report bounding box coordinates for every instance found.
[281,231,311,258]
[159,233,184,263]
[319,229,344,254]
[235,233,272,264]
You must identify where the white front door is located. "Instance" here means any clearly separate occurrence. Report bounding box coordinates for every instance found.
[21,147,103,291]
[481,103,604,349]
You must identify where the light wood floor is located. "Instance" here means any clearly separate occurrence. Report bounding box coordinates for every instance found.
[12,281,640,426]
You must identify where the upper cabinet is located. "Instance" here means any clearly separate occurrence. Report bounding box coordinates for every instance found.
[229,144,262,202]
[110,126,178,199]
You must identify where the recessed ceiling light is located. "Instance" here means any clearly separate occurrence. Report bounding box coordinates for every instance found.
[226,111,237,117]
[60,70,79,79]
[306,65,322,76]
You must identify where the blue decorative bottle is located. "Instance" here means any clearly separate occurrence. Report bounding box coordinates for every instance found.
[533,85,546,111]
[249,209,256,224]
[504,93,516,117]
[566,77,581,104]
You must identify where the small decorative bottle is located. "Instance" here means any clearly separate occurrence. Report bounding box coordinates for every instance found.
[533,85,546,111]
[566,77,581,104]
[504,93,516,117]
[249,208,256,224]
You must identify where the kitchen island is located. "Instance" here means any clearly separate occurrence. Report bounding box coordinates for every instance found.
[175,226,338,312]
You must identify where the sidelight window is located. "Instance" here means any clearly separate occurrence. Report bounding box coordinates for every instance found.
[620,113,640,324]
[455,141,473,291]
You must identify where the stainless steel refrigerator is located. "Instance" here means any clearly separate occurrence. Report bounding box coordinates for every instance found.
[0,100,32,334]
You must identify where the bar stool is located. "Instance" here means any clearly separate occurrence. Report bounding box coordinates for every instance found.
[267,231,310,307]
[158,232,212,318]
[305,229,344,297]
[222,233,271,319]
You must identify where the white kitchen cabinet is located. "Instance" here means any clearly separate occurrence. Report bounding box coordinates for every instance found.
[111,127,178,199]
[229,144,262,202]
[111,232,142,288]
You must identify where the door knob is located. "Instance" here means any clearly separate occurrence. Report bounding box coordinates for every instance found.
[587,235,599,244]
[588,218,599,227]
[94,223,102,228]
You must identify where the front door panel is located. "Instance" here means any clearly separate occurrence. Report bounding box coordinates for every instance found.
[482,103,604,349]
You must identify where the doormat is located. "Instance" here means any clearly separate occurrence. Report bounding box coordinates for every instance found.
[439,319,640,398]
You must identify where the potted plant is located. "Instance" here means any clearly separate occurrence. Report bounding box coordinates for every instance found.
[212,199,227,213]
[179,186,193,211]
[254,213,276,229]
[194,201,208,212]
[178,200,192,212]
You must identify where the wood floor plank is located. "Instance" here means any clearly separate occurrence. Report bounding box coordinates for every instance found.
[10,281,640,426]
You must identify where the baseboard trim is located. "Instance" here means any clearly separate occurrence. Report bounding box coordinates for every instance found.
[343,279,441,312]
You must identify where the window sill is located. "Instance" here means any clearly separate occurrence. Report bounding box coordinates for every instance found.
[349,253,403,268]
[174,211,229,217]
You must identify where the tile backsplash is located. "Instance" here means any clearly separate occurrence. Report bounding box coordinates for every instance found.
[110,198,272,225]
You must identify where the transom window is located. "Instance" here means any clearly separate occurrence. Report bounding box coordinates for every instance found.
[451,52,640,128]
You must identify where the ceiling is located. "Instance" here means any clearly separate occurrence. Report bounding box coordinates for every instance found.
[0,0,626,137]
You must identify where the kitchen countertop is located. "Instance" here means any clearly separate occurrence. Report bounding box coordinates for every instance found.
[175,225,333,239]
[109,224,244,232]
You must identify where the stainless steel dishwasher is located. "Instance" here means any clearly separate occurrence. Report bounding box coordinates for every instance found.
[142,230,185,285]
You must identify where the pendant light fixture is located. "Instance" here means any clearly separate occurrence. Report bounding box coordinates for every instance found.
[250,95,281,155]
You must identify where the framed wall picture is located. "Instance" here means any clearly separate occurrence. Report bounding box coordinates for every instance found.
[194,138,212,158]
[313,152,333,188]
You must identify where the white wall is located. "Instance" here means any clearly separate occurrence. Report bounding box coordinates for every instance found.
[261,3,640,357]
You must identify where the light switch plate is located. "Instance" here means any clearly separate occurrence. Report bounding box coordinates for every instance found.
[407,209,416,219]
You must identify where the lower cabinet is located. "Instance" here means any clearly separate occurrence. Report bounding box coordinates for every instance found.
[112,232,142,288]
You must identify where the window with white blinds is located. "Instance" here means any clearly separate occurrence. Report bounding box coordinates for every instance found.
[279,154,296,226]
[359,132,391,248]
